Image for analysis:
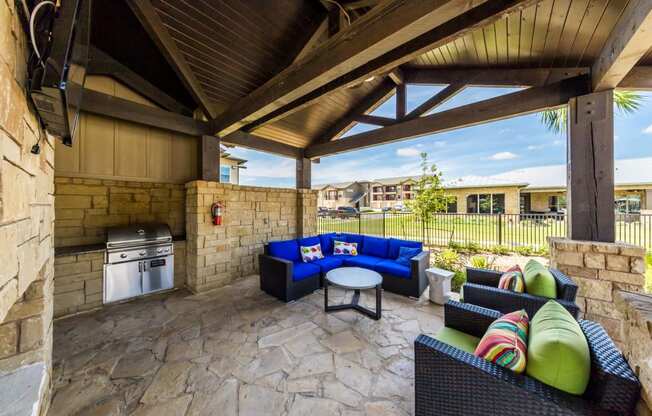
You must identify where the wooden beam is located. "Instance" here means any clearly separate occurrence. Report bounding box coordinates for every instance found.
[618,66,652,90]
[292,19,328,64]
[388,68,405,85]
[405,83,465,119]
[305,76,589,158]
[199,135,220,182]
[296,157,312,189]
[403,67,589,86]
[395,82,406,119]
[237,0,537,133]
[328,7,341,36]
[211,0,511,137]
[222,131,303,159]
[567,90,615,242]
[80,88,210,136]
[343,0,380,10]
[88,47,191,115]
[312,79,395,144]
[592,0,652,91]
[126,0,216,119]
[355,114,396,126]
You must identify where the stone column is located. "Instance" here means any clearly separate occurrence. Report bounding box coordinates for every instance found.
[297,189,318,238]
[549,238,646,342]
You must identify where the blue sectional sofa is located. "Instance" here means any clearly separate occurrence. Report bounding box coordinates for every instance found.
[259,233,430,302]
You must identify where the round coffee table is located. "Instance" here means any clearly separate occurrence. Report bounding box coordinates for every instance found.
[324,267,383,320]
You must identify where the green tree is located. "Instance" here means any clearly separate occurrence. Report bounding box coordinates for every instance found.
[406,152,450,220]
[539,90,643,134]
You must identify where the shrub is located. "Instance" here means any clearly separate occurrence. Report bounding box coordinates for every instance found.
[434,248,461,271]
[448,241,463,251]
[489,245,510,255]
[470,255,489,269]
[464,242,481,253]
[451,270,466,293]
[514,246,534,256]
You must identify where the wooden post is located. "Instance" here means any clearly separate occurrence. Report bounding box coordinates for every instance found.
[567,90,615,242]
[396,83,406,119]
[296,157,312,189]
[199,135,221,182]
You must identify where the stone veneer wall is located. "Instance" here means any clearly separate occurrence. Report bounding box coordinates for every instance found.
[52,241,186,318]
[54,177,185,247]
[0,0,56,412]
[549,238,651,414]
[185,181,317,293]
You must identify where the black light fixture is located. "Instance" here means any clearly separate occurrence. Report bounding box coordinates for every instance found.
[30,143,40,154]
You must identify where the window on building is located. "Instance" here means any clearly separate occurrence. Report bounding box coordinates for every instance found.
[404,193,412,200]
[373,195,381,201]
[447,197,457,213]
[403,184,411,191]
[385,194,396,201]
[615,195,641,214]
[548,195,567,212]
[220,166,231,183]
[373,186,382,193]
[520,193,531,214]
[467,193,505,214]
[327,190,338,200]
[385,186,396,193]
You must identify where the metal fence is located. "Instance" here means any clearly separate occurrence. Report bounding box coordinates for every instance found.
[317,212,652,251]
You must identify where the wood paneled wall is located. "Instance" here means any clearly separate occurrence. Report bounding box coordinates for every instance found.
[55,76,198,184]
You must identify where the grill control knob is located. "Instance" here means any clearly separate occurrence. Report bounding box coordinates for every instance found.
[120,253,127,259]
[139,251,146,256]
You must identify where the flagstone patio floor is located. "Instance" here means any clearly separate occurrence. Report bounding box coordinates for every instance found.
[50,275,445,415]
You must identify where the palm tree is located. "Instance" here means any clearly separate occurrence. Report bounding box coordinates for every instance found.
[539,90,643,134]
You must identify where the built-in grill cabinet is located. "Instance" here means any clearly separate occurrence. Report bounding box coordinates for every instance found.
[103,223,174,303]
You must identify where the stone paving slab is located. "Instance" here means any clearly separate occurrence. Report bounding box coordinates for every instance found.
[49,275,444,415]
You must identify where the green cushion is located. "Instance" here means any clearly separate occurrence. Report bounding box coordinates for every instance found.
[523,259,557,298]
[526,300,590,395]
[434,327,481,354]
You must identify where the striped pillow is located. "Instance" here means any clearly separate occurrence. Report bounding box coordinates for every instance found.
[474,310,529,373]
[498,265,525,293]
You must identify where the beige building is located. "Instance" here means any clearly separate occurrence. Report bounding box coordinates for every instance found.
[316,158,652,215]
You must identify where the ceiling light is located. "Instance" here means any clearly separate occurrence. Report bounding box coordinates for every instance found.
[364,76,375,82]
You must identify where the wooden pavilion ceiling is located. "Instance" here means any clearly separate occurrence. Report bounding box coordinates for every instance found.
[90,0,652,157]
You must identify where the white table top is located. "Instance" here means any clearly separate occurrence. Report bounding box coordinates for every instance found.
[325,267,382,290]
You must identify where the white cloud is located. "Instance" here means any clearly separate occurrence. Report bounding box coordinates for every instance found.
[241,158,295,178]
[527,144,545,150]
[488,151,518,161]
[552,139,564,146]
[643,124,652,134]
[396,147,421,157]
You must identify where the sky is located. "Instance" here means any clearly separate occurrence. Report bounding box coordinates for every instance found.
[227,87,652,188]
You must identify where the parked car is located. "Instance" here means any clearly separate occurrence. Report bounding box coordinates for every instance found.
[317,207,330,217]
[336,206,358,218]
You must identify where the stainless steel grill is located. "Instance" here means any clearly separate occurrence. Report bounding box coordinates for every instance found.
[103,223,174,303]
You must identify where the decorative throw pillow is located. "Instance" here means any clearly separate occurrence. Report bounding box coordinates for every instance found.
[474,310,529,374]
[333,240,358,256]
[498,265,525,293]
[300,244,324,263]
[523,259,557,298]
[396,246,421,266]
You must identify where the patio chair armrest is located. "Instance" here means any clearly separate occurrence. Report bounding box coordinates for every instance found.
[259,254,292,285]
[463,283,580,318]
[414,334,600,416]
[411,250,430,277]
[444,300,501,338]
[551,268,578,301]
[465,267,501,287]
[581,320,641,415]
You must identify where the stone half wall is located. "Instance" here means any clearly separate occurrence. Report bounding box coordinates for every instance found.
[0,0,56,412]
[54,177,185,247]
[185,181,318,293]
[52,241,186,318]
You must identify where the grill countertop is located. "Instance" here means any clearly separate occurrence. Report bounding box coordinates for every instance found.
[106,223,172,249]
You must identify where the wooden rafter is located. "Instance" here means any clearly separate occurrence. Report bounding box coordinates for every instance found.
[619,66,652,90]
[222,131,303,159]
[355,114,396,126]
[395,82,406,119]
[403,67,588,87]
[312,79,396,144]
[388,68,405,85]
[404,83,465,119]
[88,47,191,115]
[80,88,209,136]
[292,19,329,64]
[305,76,590,158]
[591,0,652,91]
[126,0,217,119]
[235,0,537,134]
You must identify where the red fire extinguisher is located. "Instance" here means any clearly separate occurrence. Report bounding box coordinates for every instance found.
[211,202,223,225]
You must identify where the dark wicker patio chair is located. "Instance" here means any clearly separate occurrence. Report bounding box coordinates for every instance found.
[463,266,580,318]
[414,301,640,416]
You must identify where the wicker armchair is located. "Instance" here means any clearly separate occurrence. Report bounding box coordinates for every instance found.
[463,267,580,318]
[414,301,640,416]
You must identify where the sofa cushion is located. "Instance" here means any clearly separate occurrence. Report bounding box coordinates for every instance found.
[526,300,590,395]
[269,239,300,262]
[498,265,525,293]
[396,246,421,267]
[312,256,344,274]
[361,236,389,258]
[292,262,320,282]
[474,310,529,374]
[298,236,321,248]
[435,327,481,354]
[300,243,324,263]
[388,238,422,259]
[523,259,557,298]
[343,233,364,251]
[343,254,383,269]
[375,259,411,279]
[333,240,358,256]
[319,233,338,255]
